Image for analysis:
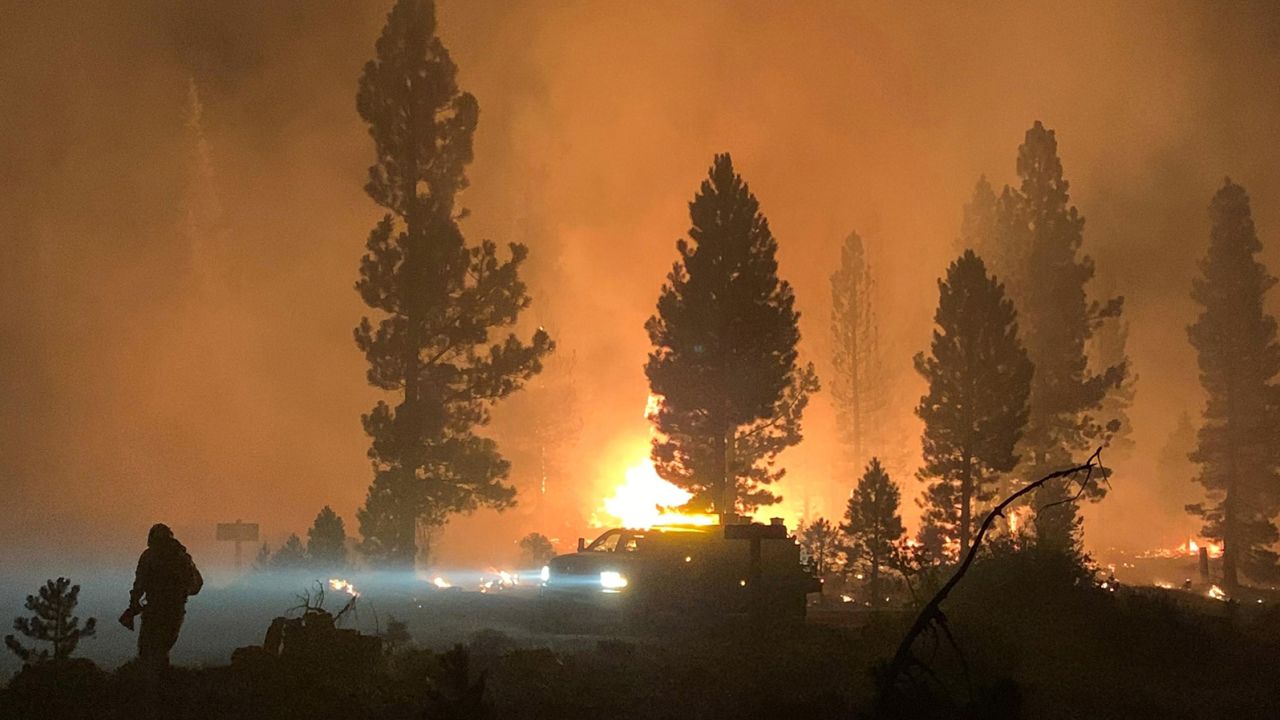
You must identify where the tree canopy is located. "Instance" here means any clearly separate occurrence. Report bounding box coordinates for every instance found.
[353,0,552,566]
[915,251,1032,555]
[645,153,817,514]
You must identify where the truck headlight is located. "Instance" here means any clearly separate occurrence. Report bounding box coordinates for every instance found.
[599,570,629,590]
[540,565,550,583]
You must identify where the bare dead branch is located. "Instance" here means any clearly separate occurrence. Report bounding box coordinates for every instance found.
[878,447,1106,704]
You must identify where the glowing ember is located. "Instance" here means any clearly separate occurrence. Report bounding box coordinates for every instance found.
[432,576,452,589]
[328,578,360,598]
[599,460,717,529]
[1207,585,1227,601]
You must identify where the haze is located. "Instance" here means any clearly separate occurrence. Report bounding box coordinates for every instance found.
[3,0,1279,571]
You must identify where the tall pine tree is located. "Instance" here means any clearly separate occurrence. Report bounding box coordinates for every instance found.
[354,0,552,566]
[1004,122,1125,552]
[914,251,1033,554]
[1187,179,1280,588]
[840,458,905,604]
[646,153,818,514]
[830,231,882,479]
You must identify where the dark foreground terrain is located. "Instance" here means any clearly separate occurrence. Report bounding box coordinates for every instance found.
[4,554,1280,720]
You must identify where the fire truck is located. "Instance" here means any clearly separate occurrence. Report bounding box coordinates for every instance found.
[539,519,821,627]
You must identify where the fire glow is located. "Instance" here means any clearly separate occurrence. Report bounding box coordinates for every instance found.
[598,459,718,529]
[1138,537,1224,560]
[328,578,360,598]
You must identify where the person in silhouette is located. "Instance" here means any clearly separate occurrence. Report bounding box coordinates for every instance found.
[121,523,203,669]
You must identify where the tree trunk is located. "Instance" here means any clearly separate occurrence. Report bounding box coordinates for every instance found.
[960,466,972,556]
[1223,488,1239,590]
[722,427,737,516]
[1222,379,1240,591]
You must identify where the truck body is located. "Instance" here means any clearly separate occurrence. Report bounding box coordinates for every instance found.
[540,520,820,625]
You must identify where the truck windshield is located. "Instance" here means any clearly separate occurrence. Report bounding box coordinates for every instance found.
[587,530,648,552]
[586,529,622,552]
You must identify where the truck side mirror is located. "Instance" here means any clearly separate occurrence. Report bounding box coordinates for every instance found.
[577,537,586,552]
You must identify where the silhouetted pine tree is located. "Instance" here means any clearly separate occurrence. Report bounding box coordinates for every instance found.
[1003,122,1125,552]
[5,578,96,663]
[914,251,1032,554]
[840,458,905,604]
[271,534,308,570]
[645,153,818,514]
[796,517,844,579]
[353,0,552,566]
[307,506,348,570]
[1187,179,1280,588]
[830,231,882,479]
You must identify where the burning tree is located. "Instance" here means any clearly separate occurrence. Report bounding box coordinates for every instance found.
[5,578,96,664]
[830,230,883,478]
[914,251,1032,555]
[353,0,552,566]
[645,153,818,514]
[840,458,905,604]
[1186,179,1280,588]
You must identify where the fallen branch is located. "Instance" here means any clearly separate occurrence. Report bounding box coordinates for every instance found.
[878,447,1106,704]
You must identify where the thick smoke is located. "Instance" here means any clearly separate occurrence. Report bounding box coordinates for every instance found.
[2,0,1279,569]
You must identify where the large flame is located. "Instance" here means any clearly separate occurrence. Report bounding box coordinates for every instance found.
[1181,537,1224,558]
[598,459,717,529]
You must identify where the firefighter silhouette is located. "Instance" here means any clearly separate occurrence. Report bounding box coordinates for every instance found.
[121,523,203,668]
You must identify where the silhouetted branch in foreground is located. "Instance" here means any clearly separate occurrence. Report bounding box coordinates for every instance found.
[876,447,1106,710]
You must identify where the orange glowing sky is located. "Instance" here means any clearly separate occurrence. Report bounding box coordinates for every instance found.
[3,1,1280,568]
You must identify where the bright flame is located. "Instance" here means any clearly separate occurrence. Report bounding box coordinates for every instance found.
[1208,585,1227,601]
[599,459,717,529]
[432,576,452,589]
[328,578,359,598]
[1138,537,1225,560]
[1181,538,1223,558]
[1007,506,1032,536]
